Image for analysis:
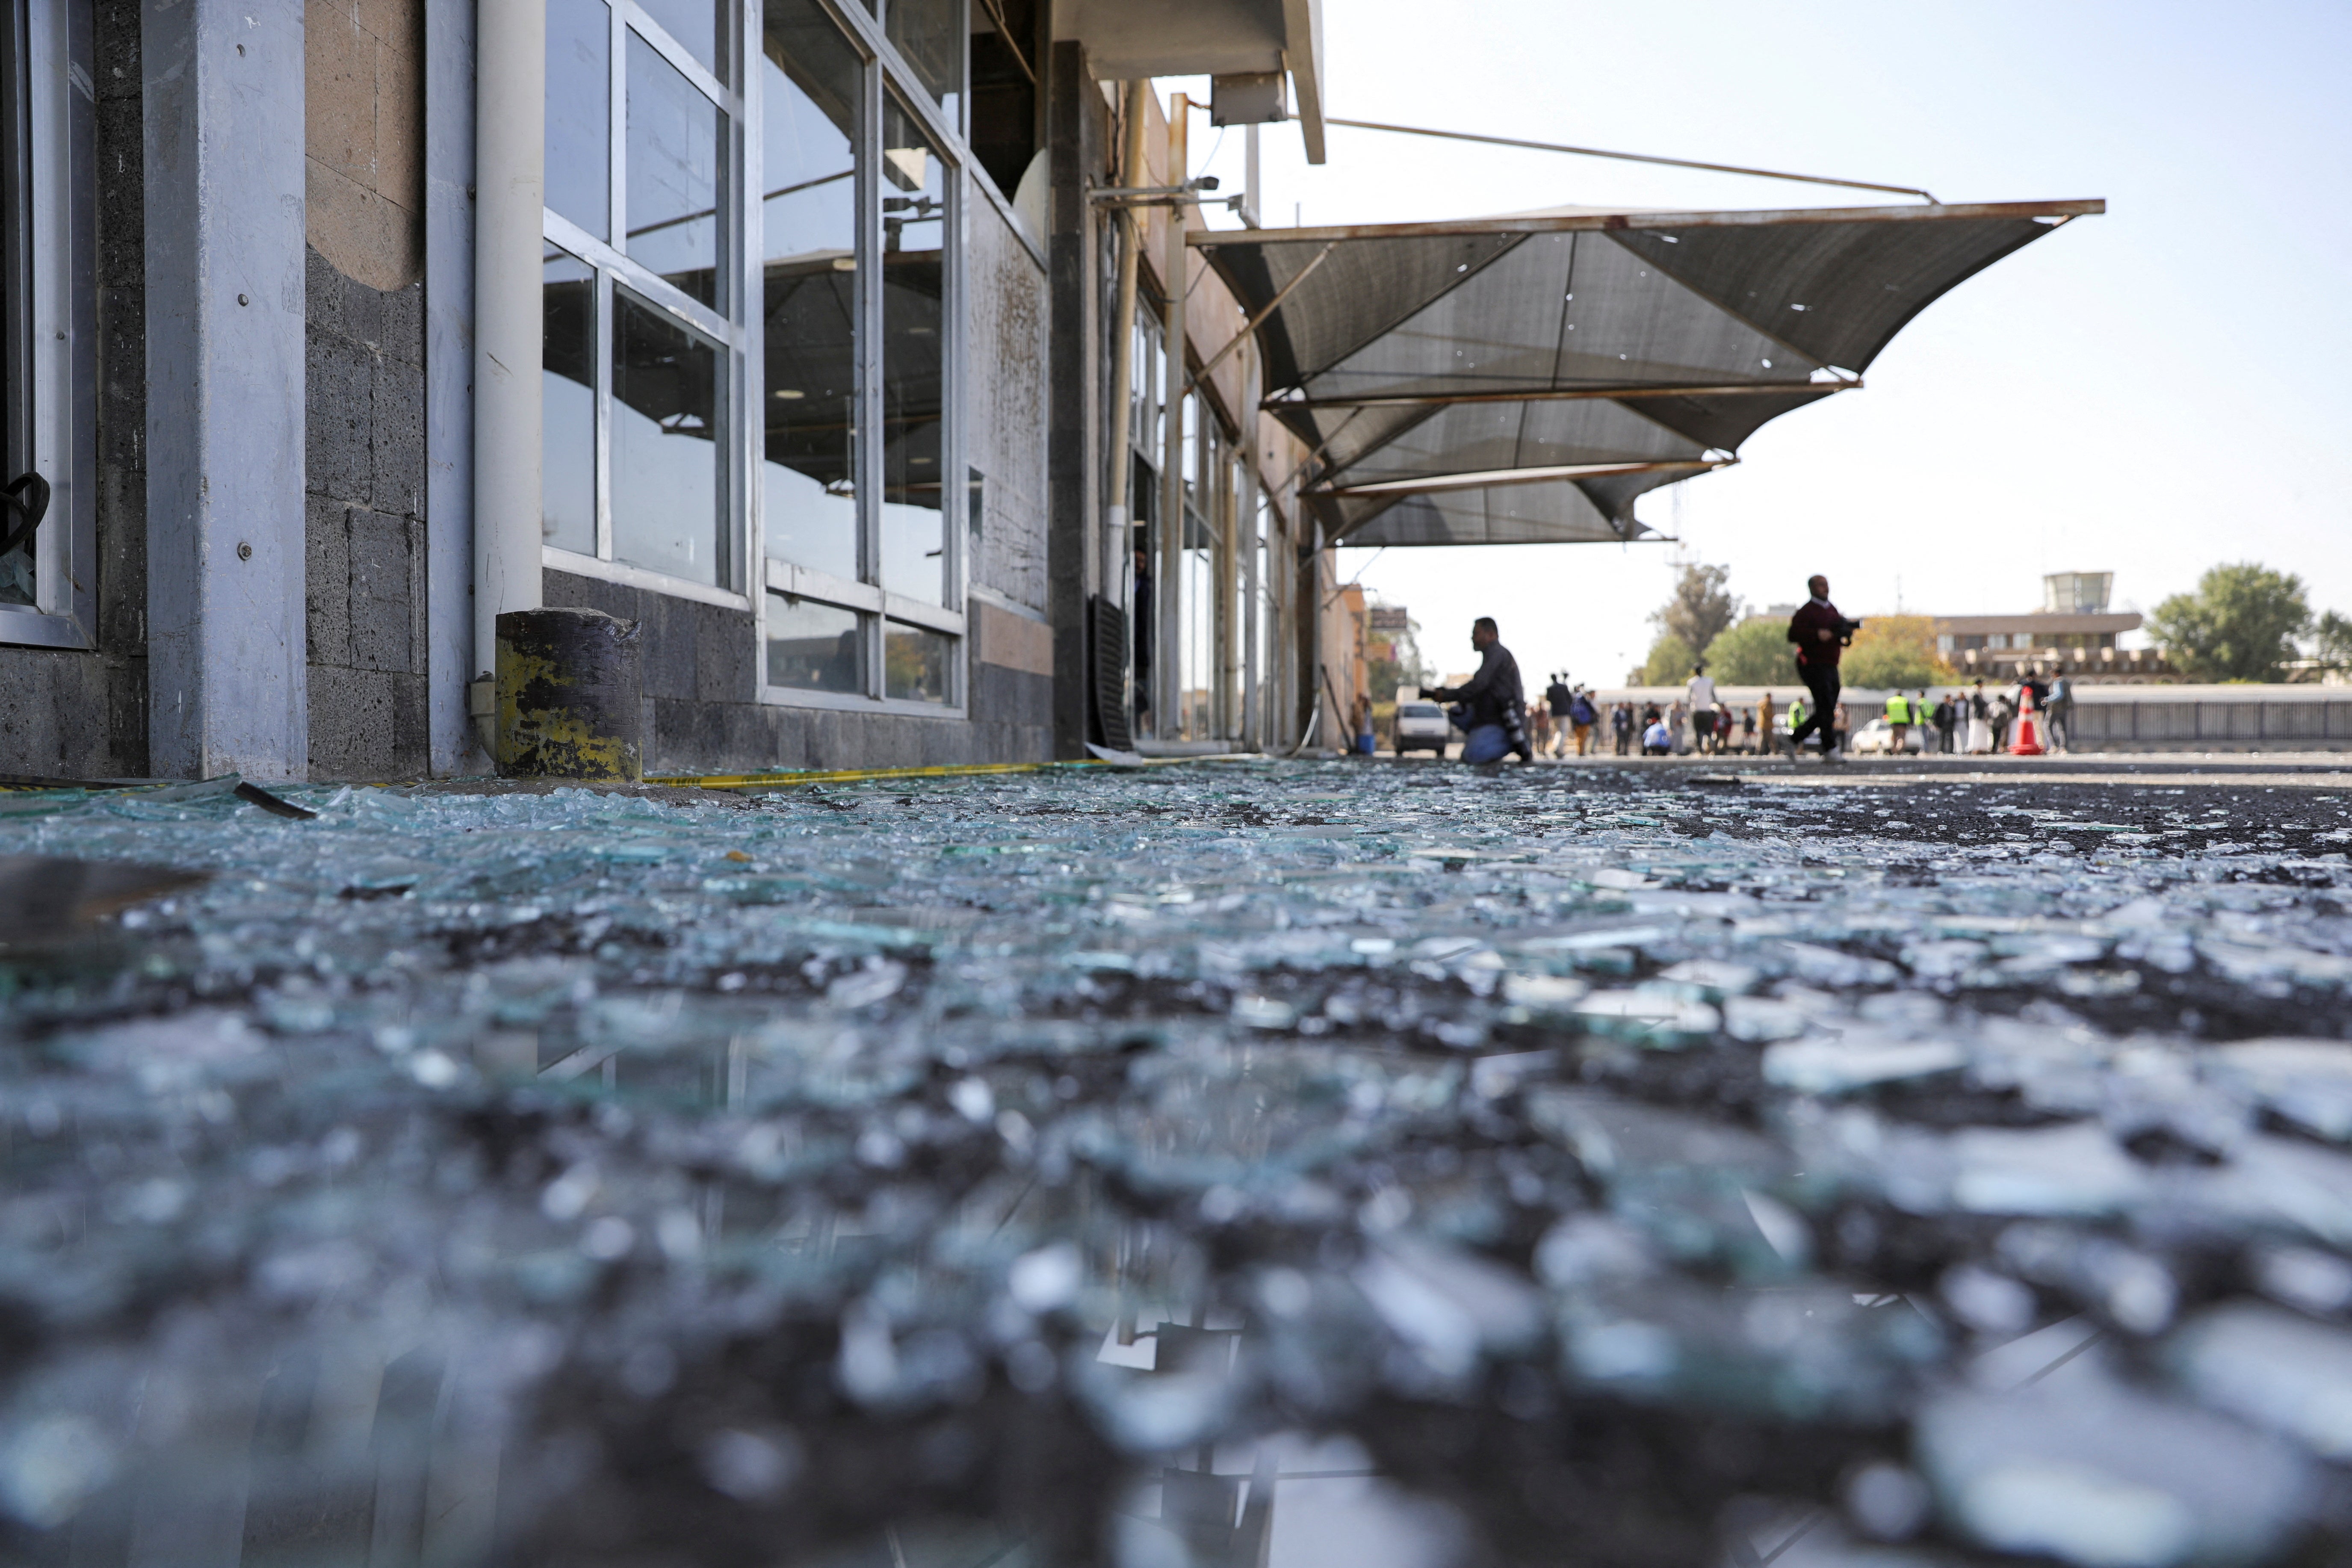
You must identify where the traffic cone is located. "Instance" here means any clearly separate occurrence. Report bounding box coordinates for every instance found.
[2009,685,2048,756]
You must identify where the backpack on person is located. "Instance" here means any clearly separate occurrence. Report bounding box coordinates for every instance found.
[1569,692,1596,726]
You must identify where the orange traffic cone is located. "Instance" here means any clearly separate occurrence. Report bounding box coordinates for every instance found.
[2009,685,2048,756]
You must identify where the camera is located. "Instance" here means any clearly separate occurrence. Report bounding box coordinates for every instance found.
[1836,617,1864,644]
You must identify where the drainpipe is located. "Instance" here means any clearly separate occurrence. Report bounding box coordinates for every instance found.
[1158,94,1188,735]
[471,0,545,747]
[1103,81,1146,612]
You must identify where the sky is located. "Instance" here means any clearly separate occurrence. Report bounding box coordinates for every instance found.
[1159,0,2352,685]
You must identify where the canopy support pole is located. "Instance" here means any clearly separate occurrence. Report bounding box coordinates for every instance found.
[1241,418,1262,751]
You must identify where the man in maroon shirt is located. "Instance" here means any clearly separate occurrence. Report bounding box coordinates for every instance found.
[1785,575,1859,760]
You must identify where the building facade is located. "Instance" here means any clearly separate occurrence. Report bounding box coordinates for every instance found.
[0,0,1336,782]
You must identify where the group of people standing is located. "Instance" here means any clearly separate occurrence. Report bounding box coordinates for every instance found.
[1876,677,2073,753]
[1535,675,1602,756]
[1403,589,2077,766]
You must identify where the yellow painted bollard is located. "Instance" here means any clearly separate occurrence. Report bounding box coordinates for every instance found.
[494,607,643,780]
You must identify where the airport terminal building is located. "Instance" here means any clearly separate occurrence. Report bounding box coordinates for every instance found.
[0,0,2093,782]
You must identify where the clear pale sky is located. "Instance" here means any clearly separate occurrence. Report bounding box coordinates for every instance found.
[1165,0,2352,685]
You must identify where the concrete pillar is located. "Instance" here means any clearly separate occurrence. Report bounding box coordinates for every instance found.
[142,0,309,781]
[472,0,546,701]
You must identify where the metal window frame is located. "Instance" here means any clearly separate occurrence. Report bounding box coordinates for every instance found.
[542,0,751,602]
[754,0,968,715]
[0,0,95,650]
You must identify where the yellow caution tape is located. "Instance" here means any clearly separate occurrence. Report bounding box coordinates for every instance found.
[647,753,1263,790]
[646,760,1110,790]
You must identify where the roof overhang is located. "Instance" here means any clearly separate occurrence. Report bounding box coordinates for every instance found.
[1195,198,2102,544]
[1054,0,1326,161]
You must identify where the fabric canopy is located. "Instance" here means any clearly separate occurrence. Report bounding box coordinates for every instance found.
[1194,199,2100,545]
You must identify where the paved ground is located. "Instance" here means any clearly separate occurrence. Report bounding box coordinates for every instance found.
[2,759,2350,1567]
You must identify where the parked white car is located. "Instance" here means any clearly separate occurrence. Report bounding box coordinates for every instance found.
[1847,716,1930,755]
[1392,700,1454,756]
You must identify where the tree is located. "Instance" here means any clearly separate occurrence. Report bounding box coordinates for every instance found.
[1703,617,1798,685]
[2147,563,2310,682]
[1652,564,1742,658]
[1841,614,1953,689]
[1638,634,1697,686]
[2314,610,2352,673]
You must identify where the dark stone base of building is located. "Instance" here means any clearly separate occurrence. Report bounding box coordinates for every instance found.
[547,570,1053,777]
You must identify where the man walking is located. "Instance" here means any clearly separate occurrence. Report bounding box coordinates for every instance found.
[1885,689,1911,753]
[2047,664,2074,752]
[1785,576,1856,761]
[1426,617,1531,764]
[1569,685,1599,756]
[1686,663,1720,756]
[1545,673,1574,758]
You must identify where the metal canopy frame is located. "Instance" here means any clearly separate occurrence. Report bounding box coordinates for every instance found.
[1191,198,2103,548]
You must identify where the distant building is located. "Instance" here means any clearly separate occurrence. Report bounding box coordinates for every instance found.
[1930,573,2173,683]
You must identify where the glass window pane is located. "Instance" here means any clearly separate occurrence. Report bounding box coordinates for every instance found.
[885,0,961,124]
[634,0,722,77]
[767,594,863,692]
[542,245,598,555]
[760,0,860,582]
[611,289,722,584]
[880,96,947,606]
[884,619,953,704]
[626,29,724,309]
[0,142,19,607]
[545,0,611,239]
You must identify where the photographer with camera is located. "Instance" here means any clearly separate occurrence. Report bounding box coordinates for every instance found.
[1427,617,1533,764]
[1784,575,1859,762]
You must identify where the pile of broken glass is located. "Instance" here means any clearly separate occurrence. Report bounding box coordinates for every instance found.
[2,763,2349,1568]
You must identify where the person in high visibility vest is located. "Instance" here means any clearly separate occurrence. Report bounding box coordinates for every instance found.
[1885,690,1912,753]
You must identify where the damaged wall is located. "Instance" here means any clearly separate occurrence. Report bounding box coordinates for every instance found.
[304,0,429,780]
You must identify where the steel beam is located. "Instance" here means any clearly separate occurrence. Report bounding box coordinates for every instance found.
[1188,198,2105,249]
[1323,117,1938,204]
[1268,381,1856,413]
[1310,458,1728,500]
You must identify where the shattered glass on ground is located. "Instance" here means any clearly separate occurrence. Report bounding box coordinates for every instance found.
[4,761,2352,1567]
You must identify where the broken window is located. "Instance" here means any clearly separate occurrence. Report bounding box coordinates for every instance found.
[0,0,94,648]
[541,0,742,591]
[756,0,964,710]
[966,0,1040,202]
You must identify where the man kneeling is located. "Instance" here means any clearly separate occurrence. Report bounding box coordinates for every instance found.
[1426,617,1531,763]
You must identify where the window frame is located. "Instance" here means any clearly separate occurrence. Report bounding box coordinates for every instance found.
[0,0,96,651]
[753,0,969,717]
[541,0,754,607]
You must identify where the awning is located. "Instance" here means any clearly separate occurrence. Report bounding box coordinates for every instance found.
[1194,198,2101,546]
